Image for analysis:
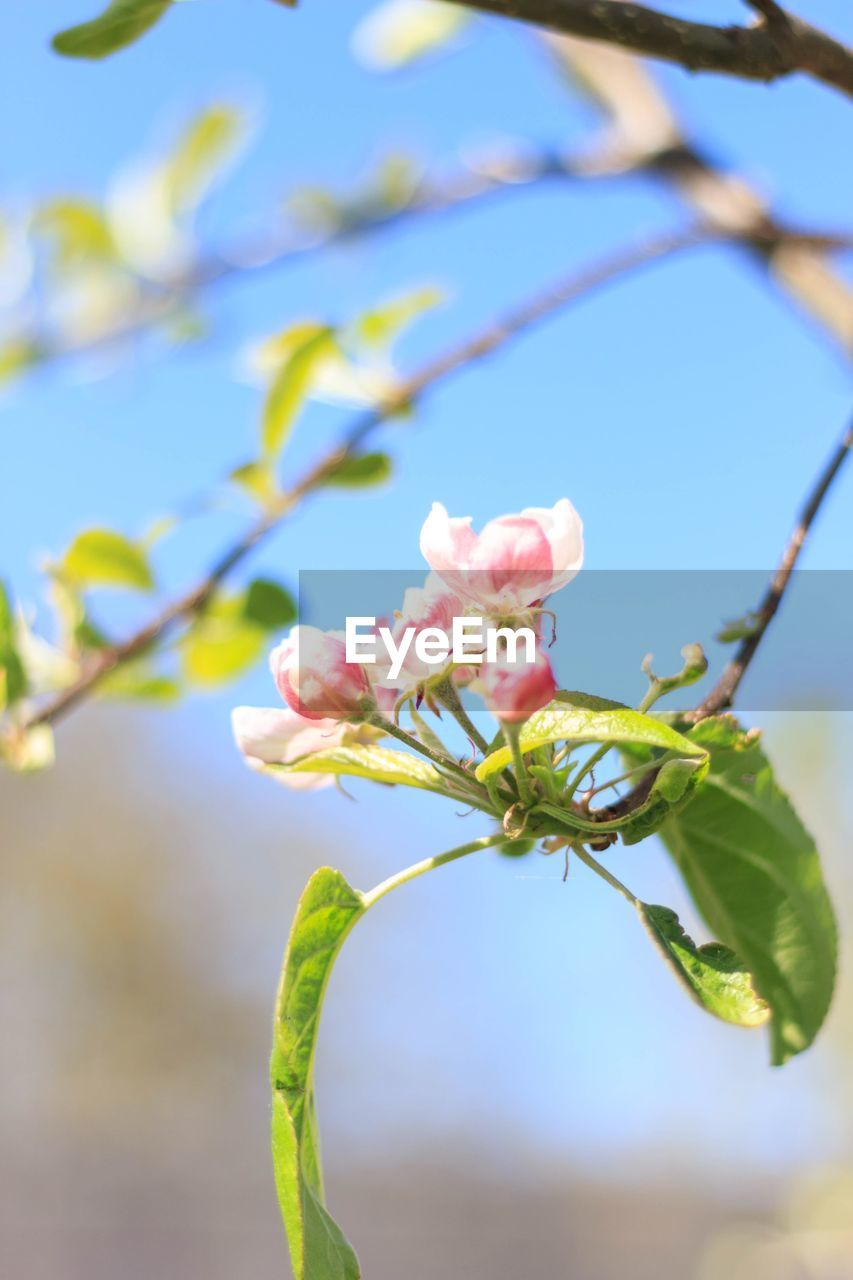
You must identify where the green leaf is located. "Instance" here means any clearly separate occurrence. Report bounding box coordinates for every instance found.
[270,839,498,1273]
[352,285,443,349]
[287,185,345,234]
[657,716,837,1064]
[160,308,209,345]
[181,581,295,687]
[243,578,297,630]
[276,743,444,792]
[476,692,706,781]
[262,326,337,460]
[182,618,265,686]
[0,338,43,386]
[323,452,392,489]
[407,700,455,760]
[36,199,116,268]
[639,903,769,1029]
[716,611,762,644]
[0,582,27,708]
[368,152,421,213]
[353,0,471,71]
[74,615,111,652]
[99,665,181,702]
[63,528,154,592]
[230,460,279,507]
[617,754,709,845]
[164,104,246,214]
[52,0,173,58]
[271,867,364,1280]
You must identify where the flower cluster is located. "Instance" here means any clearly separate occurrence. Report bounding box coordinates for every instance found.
[232,498,583,789]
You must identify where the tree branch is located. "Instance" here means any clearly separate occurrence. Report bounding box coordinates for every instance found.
[691,414,853,720]
[447,0,853,99]
[595,408,853,825]
[23,222,714,731]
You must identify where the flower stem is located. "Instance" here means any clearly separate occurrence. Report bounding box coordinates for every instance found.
[565,742,612,799]
[573,845,639,908]
[636,684,662,716]
[502,722,534,807]
[362,834,504,910]
[582,754,668,800]
[370,712,480,789]
[433,677,491,755]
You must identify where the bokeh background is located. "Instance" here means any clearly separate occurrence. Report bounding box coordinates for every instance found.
[2,2,853,1277]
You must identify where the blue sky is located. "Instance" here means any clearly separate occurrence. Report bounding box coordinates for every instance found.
[3,0,853,1190]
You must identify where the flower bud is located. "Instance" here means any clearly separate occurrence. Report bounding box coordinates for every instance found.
[479,646,557,723]
[271,625,372,722]
[231,705,344,791]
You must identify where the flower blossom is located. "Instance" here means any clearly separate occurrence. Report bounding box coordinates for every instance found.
[374,572,467,689]
[419,498,583,616]
[272,625,373,722]
[231,705,344,791]
[479,646,557,723]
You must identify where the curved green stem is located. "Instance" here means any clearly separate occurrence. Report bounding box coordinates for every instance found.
[535,796,658,837]
[565,741,612,798]
[583,754,668,800]
[362,834,503,909]
[573,845,639,907]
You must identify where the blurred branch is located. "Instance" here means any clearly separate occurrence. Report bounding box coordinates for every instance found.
[11,133,853,374]
[543,36,853,354]
[692,414,853,720]
[10,149,587,369]
[447,0,853,99]
[23,221,717,731]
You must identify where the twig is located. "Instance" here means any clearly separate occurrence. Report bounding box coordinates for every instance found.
[447,0,853,99]
[747,0,789,23]
[24,222,712,731]
[691,414,853,720]
[594,409,853,824]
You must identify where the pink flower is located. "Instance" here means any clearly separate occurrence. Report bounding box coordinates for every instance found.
[271,625,372,722]
[479,646,557,723]
[376,573,467,689]
[373,682,400,717]
[231,705,344,790]
[419,498,583,615]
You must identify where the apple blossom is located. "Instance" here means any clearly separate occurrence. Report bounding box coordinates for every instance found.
[272,625,373,722]
[231,705,344,791]
[376,572,468,687]
[479,645,557,723]
[419,498,583,615]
